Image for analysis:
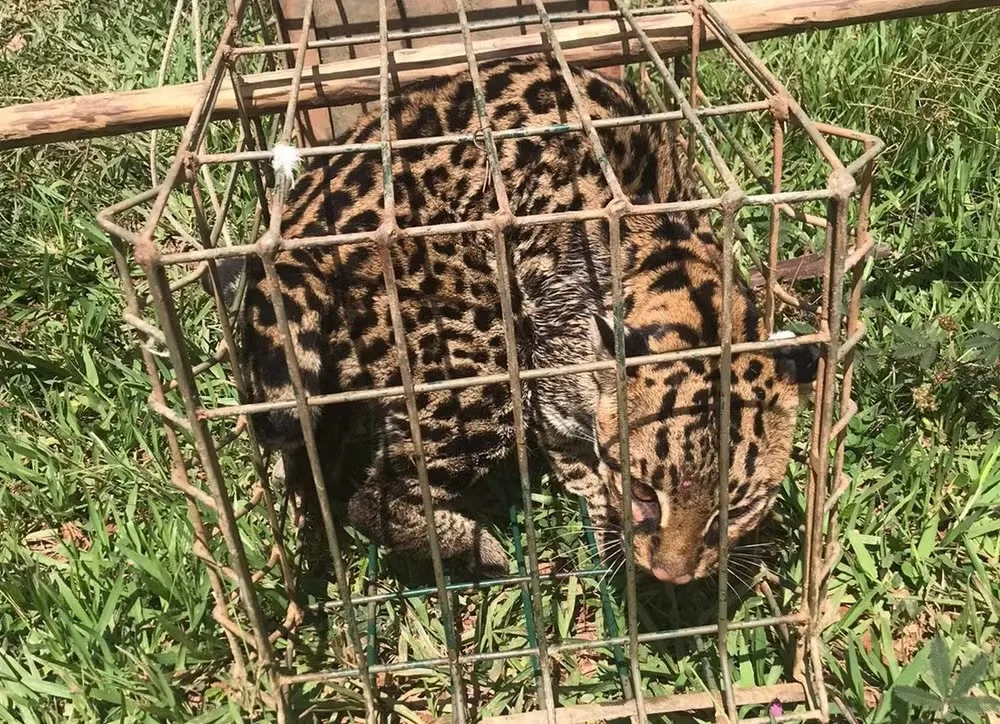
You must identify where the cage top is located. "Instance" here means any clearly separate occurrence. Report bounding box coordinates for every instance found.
[96,0,882,258]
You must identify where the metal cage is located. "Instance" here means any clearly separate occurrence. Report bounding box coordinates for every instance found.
[96,0,883,720]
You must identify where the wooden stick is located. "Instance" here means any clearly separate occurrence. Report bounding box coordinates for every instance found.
[747,243,893,289]
[0,0,990,150]
[479,682,807,723]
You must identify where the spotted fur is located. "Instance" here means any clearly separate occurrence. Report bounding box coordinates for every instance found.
[227,57,818,580]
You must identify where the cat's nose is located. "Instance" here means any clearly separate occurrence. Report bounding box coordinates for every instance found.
[652,568,692,584]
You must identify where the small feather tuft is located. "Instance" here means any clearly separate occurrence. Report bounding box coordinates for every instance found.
[271,143,302,183]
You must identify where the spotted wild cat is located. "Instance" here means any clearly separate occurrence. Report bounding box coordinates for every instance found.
[218,56,818,581]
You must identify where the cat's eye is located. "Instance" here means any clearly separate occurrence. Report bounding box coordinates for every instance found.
[632,483,658,503]
[630,483,660,529]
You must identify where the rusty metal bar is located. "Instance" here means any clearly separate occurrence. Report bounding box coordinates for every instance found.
[811,178,854,613]
[699,1,846,173]
[229,4,687,58]
[193,539,243,585]
[809,636,832,720]
[212,606,259,647]
[611,0,739,192]
[122,312,167,346]
[824,137,876,570]
[308,566,611,611]
[107,232,251,682]
[199,332,829,420]
[454,0,555,714]
[231,485,265,522]
[140,0,249,243]
[766,97,786,331]
[608,210,649,724]
[140,245,283,710]
[149,398,194,433]
[187,164,299,623]
[550,613,805,654]
[531,0,668,714]
[372,0,468,716]
[278,614,804,683]
[225,59,278,226]
[843,135,886,178]
[844,236,880,272]
[837,321,867,362]
[717,195,741,720]
[253,0,380,714]
[196,99,772,166]
[687,0,701,177]
[800,170,854,704]
[225,62,273,226]
[168,469,220,511]
[827,399,858,443]
[97,184,163,242]
[165,344,229,392]
[694,89,828,229]
[280,644,544,685]
[155,186,837,265]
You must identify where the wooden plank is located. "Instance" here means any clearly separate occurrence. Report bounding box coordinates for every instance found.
[479,682,807,724]
[746,243,893,289]
[276,0,617,145]
[278,0,336,145]
[0,0,991,150]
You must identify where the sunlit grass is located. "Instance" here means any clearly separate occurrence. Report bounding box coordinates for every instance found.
[1,2,998,722]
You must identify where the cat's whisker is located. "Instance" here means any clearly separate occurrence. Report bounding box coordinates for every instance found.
[731,551,764,565]
[729,563,755,586]
[727,566,764,583]
[591,546,622,569]
[722,565,753,599]
[594,543,621,559]
[727,556,798,593]
[551,543,620,573]
[725,563,765,588]
[599,555,627,588]
[566,430,599,445]
[732,542,779,552]
[612,556,627,580]
[726,555,765,572]
[725,577,742,601]
[598,550,625,587]
[550,533,623,571]
[728,548,769,561]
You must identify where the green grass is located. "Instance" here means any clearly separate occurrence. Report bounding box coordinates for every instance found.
[2,1,1000,722]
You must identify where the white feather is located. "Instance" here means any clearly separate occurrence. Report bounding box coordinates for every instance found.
[271,143,302,183]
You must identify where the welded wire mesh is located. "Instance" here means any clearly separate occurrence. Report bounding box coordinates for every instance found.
[97,0,883,721]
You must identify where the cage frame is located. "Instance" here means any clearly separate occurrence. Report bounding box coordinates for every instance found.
[96,0,883,721]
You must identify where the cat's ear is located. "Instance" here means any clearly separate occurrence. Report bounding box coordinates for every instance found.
[200,256,246,310]
[774,342,821,384]
[772,340,821,404]
[592,314,650,360]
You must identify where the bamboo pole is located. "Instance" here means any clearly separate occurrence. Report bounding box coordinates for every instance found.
[0,0,992,150]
